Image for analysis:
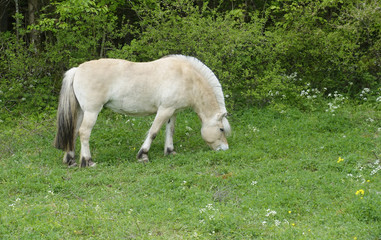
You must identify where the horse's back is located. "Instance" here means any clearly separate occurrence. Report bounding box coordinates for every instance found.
[73,58,196,114]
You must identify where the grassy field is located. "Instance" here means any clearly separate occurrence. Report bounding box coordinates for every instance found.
[0,104,380,239]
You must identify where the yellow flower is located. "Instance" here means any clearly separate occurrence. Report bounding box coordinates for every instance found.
[355,189,364,196]
[337,157,344,163]
[288,211,292,214]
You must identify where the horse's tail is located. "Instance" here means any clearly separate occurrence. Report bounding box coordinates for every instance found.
[54,67,79,151]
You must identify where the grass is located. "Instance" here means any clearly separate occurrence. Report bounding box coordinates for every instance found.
[0,104,380,239]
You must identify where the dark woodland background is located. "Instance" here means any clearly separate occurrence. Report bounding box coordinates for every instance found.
[0,0,380,114]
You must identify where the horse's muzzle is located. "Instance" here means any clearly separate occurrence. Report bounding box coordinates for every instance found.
[216,144,229,151]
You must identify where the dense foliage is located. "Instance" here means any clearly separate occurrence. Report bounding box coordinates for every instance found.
[0,0,380,114]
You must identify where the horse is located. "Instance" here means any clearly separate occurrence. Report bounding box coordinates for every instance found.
[54,55,231,167]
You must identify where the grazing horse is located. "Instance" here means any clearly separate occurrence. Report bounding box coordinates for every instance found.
[54,55,231,167]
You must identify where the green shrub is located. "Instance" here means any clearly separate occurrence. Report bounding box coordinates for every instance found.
[108,5,304,108]
[1,0,380,115]
[268,0,381,95]
[0,33,57,115]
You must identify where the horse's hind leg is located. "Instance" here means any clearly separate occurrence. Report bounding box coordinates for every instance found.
[164,115,176,156]
[137,107,175,162]
[63,108,84,167]
[79,111,99,167]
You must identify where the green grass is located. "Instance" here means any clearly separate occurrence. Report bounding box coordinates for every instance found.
[0,105,380,239]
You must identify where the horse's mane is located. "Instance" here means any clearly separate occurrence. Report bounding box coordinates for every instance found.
[166,55,227,114]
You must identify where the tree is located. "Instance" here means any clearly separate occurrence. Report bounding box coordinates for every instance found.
[27,0,38,45]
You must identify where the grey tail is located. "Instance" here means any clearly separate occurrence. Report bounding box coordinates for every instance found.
[54,68,79,151]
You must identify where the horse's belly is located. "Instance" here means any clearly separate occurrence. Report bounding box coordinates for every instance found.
[105,99,157,116]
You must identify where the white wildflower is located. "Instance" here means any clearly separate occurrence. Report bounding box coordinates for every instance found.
[371,165,381,176]
[128,208,134,214]
[206,204,215,211]
[266,209,277,217]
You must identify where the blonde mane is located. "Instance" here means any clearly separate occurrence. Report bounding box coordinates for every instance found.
[167,55,227,114]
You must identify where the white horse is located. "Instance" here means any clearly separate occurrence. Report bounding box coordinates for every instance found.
[54,55,231,167]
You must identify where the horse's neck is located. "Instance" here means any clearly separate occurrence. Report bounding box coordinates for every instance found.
[192,84,221,123]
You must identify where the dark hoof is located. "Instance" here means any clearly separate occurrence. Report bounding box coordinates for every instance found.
[138,154,149,163]
[88,159,96,167]
[64,154,77,167]
[137,149,149,163]
[80,157,96,168]
[65,158,77,167]
[68,161,77,168]
[165,148,176,156]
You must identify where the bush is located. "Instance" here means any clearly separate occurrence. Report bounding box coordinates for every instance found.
[108,0,380,109]
[108,5,304,108]
[268,0,381,95]
[1,0,380,115]
[0,33,57,115]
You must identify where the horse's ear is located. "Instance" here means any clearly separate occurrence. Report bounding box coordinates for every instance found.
[218,112,228,121]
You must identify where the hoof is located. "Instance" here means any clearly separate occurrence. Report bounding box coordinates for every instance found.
[64,153,77,166]
[138,153,149,163]
[137,149,149,163]
[80,157,96,168]
[68,161,78,168]
[88,159,96,167]
[165,148,176,156]
[169,151,177,156]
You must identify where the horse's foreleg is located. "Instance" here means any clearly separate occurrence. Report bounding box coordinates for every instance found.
[137,107,175,162]
[164,115,176,156]
[63,109,83,167]
[79,111,99,167]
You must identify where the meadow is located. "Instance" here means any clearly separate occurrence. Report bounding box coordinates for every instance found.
[1,1,380,238]
[0,100,380,239]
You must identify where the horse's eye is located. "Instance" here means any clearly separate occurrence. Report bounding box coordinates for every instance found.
[220,128,224,132]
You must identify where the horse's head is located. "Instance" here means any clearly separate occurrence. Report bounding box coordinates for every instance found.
[201,112,231,151]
